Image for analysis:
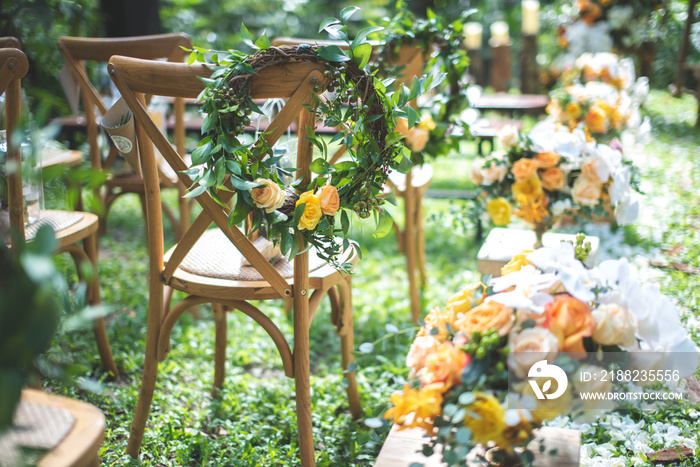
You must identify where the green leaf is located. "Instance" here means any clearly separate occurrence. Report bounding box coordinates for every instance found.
[318,17,340,34]
[292,203,306,227]
[340,210,349,235]
[309,158,333,175]
[289,234,301,259]
[406,105,419,129]
[372,208,393,238]
[351,26,383,49]
[228,193,250,226]
[183,184,207,199]
[255,33,271,50]
[397,154,412,174]
[280,231,293,255]
[240,23,257,50]
[358,342,374,353]
[229,175,264,191]
[316,45,350,63]
[352,43,372,69]
[340,6,359,23]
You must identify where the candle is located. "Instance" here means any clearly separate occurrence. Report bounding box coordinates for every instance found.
[464,22,483,50]
[490,21,510,46]
[522,0,540,35]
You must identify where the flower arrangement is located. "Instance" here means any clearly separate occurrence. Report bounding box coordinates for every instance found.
[547,53,650,143]
[384,240,699,466]
[185,8,434,270]
[471,121,640,236]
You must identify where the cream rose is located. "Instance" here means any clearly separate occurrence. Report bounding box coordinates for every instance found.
[317,183,339,216]
[507,327,559,378]
[572,175,602,207]
[574,365,614,411]
[591,303,637,347]
[406,127,429,152]
[405,334,442,378]
[470,158,484,185]
[249,178,286,213]
[480,152,508,185]
[497,124,520,149]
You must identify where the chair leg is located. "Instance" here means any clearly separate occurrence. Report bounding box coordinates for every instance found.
[404,185,420,323]
[335,277,363,419]
[85,232,119,378]
[293,259,315,467]
[416,189,427,289]
[212,303,227,396]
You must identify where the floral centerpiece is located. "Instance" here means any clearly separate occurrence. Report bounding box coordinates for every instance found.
[384,240,699,466]
[547,52,650,144]
[185,8,435,270]
[470,121,639,243]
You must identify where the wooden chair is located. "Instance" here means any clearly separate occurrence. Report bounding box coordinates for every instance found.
[57,34,192,239]
[108,54,363,466]
[1,47,118,377]
[271,37,430,321]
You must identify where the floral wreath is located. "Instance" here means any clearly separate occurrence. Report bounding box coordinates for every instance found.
[374,1,473,164]
[186,9,431,270]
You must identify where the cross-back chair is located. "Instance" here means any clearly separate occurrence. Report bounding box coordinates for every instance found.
[108,54,362,466]
[57,34,192,240]
[271,37,430,321]
[1,47,118,377]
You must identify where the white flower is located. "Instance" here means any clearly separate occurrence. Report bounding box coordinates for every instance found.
[497,124,520,149]
[551,199,573,217]
[504,392,536,426]
[526,243,596,302]
[488,265,558,313]
[614,194,640,226]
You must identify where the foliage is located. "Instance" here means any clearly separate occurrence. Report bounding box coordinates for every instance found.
[0,226,61,432]
[373,1,474,165]
[187,9,437,269]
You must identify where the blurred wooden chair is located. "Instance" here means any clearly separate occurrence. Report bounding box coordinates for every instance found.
[108,54,362,466]
[271,37,430,321]
[1,47,118,377]
[57,34,192,239]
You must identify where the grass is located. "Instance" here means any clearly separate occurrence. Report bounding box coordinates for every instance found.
[41,89,700,466]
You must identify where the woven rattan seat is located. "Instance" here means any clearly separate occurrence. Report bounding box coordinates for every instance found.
[175,229,326,282]
[25,210,83,241]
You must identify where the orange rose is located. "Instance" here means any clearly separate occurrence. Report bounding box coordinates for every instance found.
[533,151,560,169]
[453,300,515,337]
[543,295,595,356]
[419,342,470,388]
[384,384,444,434]
[572,175,602,207]
[585,105,608,134]
[423,307,453,342]
[316,183,339,215]
[511,158,539,182]
[540,167,565,191]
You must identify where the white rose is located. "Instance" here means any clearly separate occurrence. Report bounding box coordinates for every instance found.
[507,327,559,378]
[574,365,615,411]
[480,151,508,185]
[592,303,637,347]
[497,125,520,149]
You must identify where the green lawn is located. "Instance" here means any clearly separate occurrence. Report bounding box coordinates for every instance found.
[43,90,700,466]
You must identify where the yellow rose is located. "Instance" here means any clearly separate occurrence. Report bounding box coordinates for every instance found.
[249,178,286,213]
[591,303,637,347]
[316,183,339,216]
[533,151,560,169]
[540,167,565,191]
[296,191,322,230]
[572,175,602,207]
[446,282,486,318]
[513,193,549,224]
[418,342,470,389]
[486,197,512,227]
[512,175,544,200]
[453,300,515,337]
[543,295,595,356]
[384,384,444,434]
[511,158,539,183]
[585,104,608,134]
[507,327,560,378]
[418,114,436,131]
[463,392,507,445]
[564,101,582,121]
[500,250,533,276]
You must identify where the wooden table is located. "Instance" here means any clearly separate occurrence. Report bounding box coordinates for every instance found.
[374,425,580,466]
[0,390,105,467]
[473,94,549,117]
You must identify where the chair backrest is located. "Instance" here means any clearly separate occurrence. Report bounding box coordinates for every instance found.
[57,34,192,175]
[108,54,329,298]
[0,48,30,249]
[0,37,21,49]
